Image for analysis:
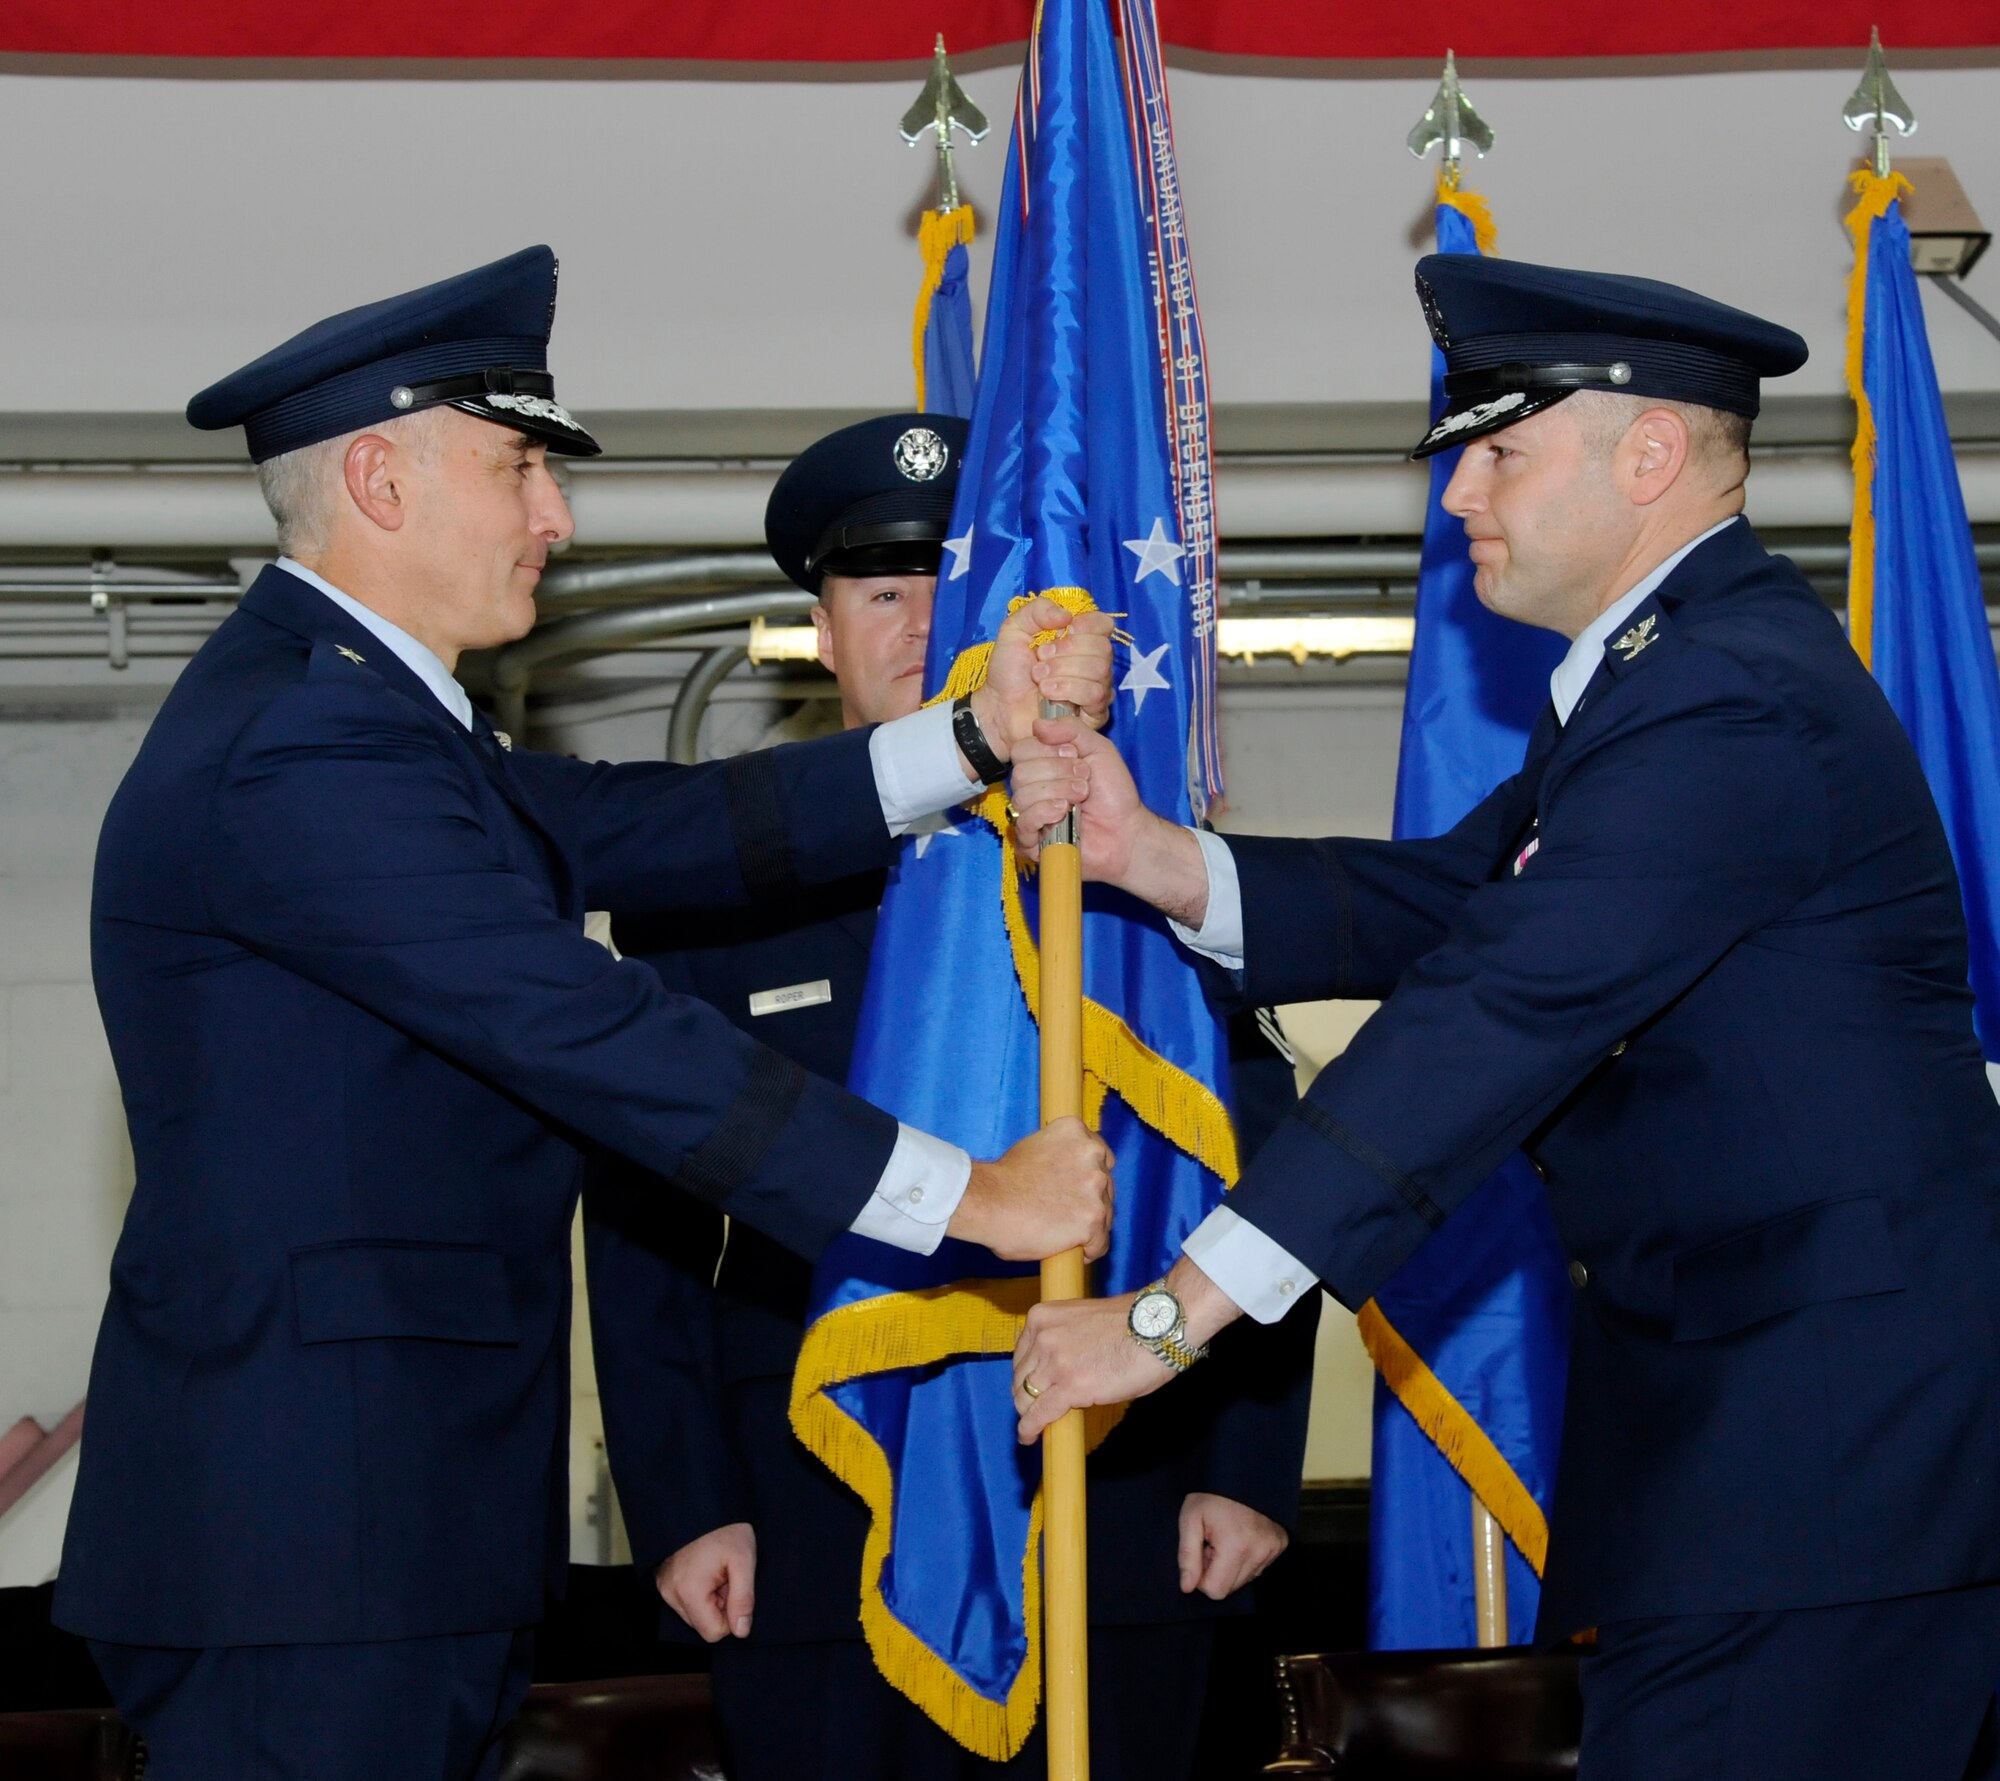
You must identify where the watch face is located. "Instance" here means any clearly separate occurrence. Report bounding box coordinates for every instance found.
[1130,1290,1181,1341]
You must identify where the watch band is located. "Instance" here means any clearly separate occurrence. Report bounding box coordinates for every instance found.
[1128,1280,1210,1373]
[951,694,1008,787]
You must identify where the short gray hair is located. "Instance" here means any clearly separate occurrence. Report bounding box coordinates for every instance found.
[1567,389,1752,479]
[254,408,446,559]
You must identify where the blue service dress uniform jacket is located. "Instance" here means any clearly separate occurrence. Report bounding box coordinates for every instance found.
[55,565,916,1651]
[1206,520,2000,1636]
[584,882,1317,1645]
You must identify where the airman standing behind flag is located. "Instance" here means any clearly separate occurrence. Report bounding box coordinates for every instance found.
[585,412,1312,1781]
[1010,255,2000,1781]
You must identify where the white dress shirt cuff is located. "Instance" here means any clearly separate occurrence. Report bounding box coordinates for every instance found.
[870,702,981,836]
[1182,1204,1318,1324]
[849,1122,972,1255]
[1166,828,1246,969]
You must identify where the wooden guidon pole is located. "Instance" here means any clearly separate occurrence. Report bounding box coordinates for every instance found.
[1472,1497,1509,1647]
[1037,708,1091,1781]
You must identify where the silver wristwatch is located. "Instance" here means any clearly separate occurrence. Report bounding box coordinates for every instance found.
[1127,1279,1209,1373]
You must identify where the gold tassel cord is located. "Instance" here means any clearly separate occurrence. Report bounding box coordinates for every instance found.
[912,205,977,411]
[1843,169,1911,671]
[1356,1300,1550,1577]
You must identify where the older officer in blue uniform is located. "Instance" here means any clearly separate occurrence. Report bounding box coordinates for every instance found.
[53,249,1118,1781]
[584,415,1317,1781]
[1007,257,2000,1780]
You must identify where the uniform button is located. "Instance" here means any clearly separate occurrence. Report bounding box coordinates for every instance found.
[908,1186,926,1206]
[1567,1260,1590,1289]
[1529,1156,1548,1182]
[1608,1039,1629,1057]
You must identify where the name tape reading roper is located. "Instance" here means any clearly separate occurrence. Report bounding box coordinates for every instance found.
[749,979,834,1018]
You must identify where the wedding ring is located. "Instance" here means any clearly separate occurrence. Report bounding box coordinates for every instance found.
[1021,1378,1043,1401]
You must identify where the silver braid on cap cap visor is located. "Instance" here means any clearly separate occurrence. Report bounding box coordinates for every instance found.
[483,391,587,433]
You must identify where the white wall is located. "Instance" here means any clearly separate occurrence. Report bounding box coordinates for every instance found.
[0,720,141,1437]
[0,58,1992,422]
[1206,684,1409,1479]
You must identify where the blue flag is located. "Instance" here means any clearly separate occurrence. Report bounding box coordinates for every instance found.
[916,206,979,419]
[1848,169,2000,1072]
[791,0,1230,1756]
[1361,187,1573,1650]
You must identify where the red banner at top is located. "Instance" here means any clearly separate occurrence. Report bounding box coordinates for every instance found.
[4,1,1992,62]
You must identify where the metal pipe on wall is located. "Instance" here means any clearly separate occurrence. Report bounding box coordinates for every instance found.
[667,646,752,764]
[4,446,1996,549]
[487,588,813,740]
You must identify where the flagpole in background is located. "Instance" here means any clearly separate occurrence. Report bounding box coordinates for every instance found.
[1841,36,2000,1088]
[902,37,987,417]
[1038,769,1091,1781]
[1404,50,1512,1652]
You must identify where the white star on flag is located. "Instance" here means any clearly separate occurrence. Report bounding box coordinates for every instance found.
[942,526,975,581]
[1122,518,1185,585]
[1121,642,1172,714]
[913,816,963,860]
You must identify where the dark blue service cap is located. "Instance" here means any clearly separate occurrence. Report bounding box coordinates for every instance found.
[765,413,969,593]
[1410,256,1809,459]
[186,245,601,463]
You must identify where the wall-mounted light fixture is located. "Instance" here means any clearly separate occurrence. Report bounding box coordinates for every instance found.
[1892,157,1990,280]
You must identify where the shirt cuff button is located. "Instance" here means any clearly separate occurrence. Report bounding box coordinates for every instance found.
[908,1186,926,1206]
[1278,1279,1296,1296]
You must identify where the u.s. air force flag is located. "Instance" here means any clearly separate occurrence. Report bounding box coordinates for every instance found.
[1846,168,2000,1087]
[789,0,1232,1756]
[1359,182,1572,1649]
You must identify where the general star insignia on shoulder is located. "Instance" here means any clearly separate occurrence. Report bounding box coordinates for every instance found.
[334,645,366,665]
[1612,616,1658,662]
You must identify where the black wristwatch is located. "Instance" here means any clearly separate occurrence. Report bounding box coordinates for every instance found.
[951,694,1008,787]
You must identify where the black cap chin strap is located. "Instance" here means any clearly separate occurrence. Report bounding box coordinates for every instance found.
[805,518,951,577]
[1442,360,1634,401]
[386,367,557,412]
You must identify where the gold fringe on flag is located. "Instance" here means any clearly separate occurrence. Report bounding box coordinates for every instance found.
[1356,1299,1550,1576]
[1843,168,1912,670]
[913,205,977,411]
[789,592,1231,1755]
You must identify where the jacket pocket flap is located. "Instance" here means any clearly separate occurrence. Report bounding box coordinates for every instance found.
[1673,1195,1903,1343]
[292,1241,518,1346]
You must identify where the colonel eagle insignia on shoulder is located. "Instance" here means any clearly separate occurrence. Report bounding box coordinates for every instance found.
[1612,616,1658,662]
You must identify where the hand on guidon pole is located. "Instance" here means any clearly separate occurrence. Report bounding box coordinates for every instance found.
[1178,1493,1290,1601]
[946,1116,1114,1263]
[971,597,1117,759]
[1008,717,1145,877]
[656,1522,757,1642]
[1013,1256,1244,1444]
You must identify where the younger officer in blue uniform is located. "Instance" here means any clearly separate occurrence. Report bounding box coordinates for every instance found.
[1008,258,2000,1780]
[585,415,1317,1781]
[55,251,1118,1781]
